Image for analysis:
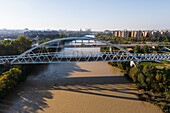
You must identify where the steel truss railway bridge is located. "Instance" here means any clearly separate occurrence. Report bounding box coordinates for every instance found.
[0,36,169,65]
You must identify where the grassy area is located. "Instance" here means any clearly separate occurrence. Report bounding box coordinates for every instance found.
[140,62,165,67]
[161,61,170,64]
[161,51,170,53]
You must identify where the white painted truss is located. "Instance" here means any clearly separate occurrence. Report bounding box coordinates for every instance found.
[0,36,169,65]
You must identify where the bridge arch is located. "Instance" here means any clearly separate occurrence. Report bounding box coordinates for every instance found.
[11,36,140,64]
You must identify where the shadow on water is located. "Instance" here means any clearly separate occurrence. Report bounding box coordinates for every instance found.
[28,63,91,79]
[0,63,91,113]
[0,63,139,113]
[51,76,139,101]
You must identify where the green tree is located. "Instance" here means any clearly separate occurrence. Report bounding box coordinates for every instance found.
[137,73,147,89]
[12,36,32,54]
[164,38,169,42]
[0,36,32,56]
[144,45,149,53]
[134,45,140,53]
[129,66,142,82]
[0,68,22,99]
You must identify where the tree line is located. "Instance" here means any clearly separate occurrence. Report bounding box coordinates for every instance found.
[109,62,170,113]
[0,36,32,56]
[0,65,36,99]
[96,33,170,44]
[0,36,35,100]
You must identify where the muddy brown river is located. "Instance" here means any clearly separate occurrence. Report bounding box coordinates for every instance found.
[0,62,162,113]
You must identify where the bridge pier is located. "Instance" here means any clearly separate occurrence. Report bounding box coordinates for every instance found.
[130,61,140,67]
[109,47,112,53]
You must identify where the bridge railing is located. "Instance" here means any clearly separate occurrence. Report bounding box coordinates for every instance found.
[134,53,170,56]
[0,52,169,59]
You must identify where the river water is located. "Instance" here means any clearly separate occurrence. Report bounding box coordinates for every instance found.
[58,40,101,57]
[0,62,162,113]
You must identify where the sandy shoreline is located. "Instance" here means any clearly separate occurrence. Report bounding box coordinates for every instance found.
[0,62,162,113]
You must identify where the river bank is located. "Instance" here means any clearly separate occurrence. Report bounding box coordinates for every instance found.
[1,62,162,113]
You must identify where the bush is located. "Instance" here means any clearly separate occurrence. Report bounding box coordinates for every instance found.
[109,62,170,112]
[0,65,37,99]
[0,68,22,99]
[117,62,130,70]
[129,66,142,82]
[129,65,169,93]
[134,45,141,53]
[144,45,149,53]
[108,62,117,66]
[137,73,147,89]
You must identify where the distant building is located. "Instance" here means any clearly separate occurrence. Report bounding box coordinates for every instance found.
[24,30,59,37]
[33,36,40,41]
[4,38,14,41]
[103,30,170,38]
[24,28,29,31]
[104,30,111,34]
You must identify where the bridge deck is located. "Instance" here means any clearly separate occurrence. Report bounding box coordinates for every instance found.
[0,52,169,65]
[45,44,170,48]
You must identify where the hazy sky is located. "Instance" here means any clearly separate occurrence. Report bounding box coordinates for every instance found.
[0,0,170,31]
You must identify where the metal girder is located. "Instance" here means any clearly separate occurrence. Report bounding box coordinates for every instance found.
[0,52,169,65]
[0,36,169,65]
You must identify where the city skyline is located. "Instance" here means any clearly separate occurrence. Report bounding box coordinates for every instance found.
[0,28,170,32]
[0,0,170,31]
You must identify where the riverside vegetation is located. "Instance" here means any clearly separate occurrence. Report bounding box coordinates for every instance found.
[0,36,35,99]
[109,61,170,113]
[101,33,170,112]
[0,65,36,99]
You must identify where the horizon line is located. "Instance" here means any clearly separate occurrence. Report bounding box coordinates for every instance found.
[0,28,170,31]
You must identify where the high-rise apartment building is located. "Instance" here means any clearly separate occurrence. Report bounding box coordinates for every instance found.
[105,30,169,38]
